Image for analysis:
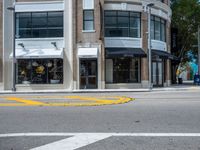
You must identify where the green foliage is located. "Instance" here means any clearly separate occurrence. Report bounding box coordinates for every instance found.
[171,0,200,63]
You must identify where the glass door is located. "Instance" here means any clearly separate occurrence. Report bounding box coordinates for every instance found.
[152,62,157,85]
[158,62,163,85]
[152,61,164,87]
[80,59,97,89]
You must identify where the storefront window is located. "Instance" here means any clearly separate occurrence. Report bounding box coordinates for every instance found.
[106,58,140,83]
[104,11,141,38]
[17,59,63,84]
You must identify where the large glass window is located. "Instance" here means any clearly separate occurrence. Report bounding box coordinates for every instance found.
[17,59,63,84]
[151,16,166,42]
[16,12,63,38]
[104,11,141,38]
[106,58,140,83]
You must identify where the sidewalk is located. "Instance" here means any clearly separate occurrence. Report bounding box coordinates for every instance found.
[0,81,200,94]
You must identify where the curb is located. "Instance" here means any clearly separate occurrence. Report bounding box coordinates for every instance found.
[0,89,150,95]
[0,87,200,95]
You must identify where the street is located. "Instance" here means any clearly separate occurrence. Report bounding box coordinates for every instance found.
[0,89,200,149]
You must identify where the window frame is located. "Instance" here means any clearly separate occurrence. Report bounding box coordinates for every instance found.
[104,10,141,38]
[83,10,95,31]
[151,15,166,42]
[16,11,64,39]
[105,57,141,84]
[16,58,64,84]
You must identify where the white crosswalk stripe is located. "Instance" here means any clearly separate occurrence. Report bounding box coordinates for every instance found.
[30,133,111,150]
[1,133,200,150]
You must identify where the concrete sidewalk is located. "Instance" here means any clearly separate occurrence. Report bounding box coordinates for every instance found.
[0,81,200,94]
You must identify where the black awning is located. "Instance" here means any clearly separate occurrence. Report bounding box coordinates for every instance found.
[106,48,146,58]
[152,50,169,59]
[152,50,179,61]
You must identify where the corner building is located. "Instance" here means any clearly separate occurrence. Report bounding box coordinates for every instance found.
[2,0,173,91]
[74,0,173,89]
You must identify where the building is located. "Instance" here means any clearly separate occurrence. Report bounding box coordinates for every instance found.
[73,0,173,89]
[3,0,73,91]
[2,0,173,91]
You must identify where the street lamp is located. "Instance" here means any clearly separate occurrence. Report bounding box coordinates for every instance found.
[7,6,16,91]
[147,3,154,90]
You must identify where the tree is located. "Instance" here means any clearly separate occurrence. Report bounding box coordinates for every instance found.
[171,0,200,63]
[171,0,200,83]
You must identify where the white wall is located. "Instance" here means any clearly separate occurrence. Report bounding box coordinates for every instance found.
[105,37,142,48]
[3,0,14,90]
[105,59,113,83]
[151,40,167,52]
[104,2,171,22]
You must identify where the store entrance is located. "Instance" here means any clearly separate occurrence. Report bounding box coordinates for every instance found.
[80,59,97,89]
[152,61,164,87]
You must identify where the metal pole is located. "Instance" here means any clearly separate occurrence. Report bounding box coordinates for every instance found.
[198,26,200,75]
[148,7,152,90]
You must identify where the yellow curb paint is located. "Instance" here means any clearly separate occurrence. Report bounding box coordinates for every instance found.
[5,97,46,106]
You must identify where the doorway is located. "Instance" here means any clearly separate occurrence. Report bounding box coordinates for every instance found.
[80,59,97,89]
[152,61,164,87]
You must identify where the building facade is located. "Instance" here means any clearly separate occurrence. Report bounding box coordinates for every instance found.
[2,0,173,91]
[73,0,172,89]
[3,0,73,91]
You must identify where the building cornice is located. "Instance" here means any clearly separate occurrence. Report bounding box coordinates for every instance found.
[105,0,172,18]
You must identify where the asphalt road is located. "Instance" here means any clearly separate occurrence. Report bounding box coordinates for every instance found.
[0,89,200,149]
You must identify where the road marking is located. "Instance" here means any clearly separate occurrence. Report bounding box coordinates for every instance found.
[1,133,200,150]
[30,133,111,150]
[5,97,46,106]
[0,96,134,107]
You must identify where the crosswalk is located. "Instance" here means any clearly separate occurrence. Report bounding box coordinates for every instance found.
[1,133,200,150]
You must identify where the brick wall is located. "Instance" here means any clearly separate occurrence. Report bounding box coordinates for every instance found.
[141,11,148,81]
[74,0,104,83]
[76,0,102,43]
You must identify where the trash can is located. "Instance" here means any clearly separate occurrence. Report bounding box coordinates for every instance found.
[194,74,200,85]
[178,78,183,84]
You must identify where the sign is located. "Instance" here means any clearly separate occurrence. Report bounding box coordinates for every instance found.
[171,28,178,52]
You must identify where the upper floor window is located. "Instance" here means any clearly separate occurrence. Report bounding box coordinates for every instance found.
[104,11,141,38]
[83,0,94,9]
[83,0,94,31]
[83,10,94,31]
[16,11,63,38]
[151,15,166,42]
